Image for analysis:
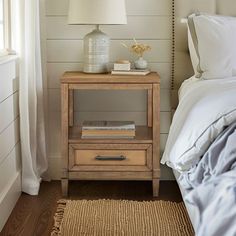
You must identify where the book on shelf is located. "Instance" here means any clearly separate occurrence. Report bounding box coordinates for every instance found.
[82,136,135,139]
[111,69,151,76]
[82,129,135,136]
[81,120,136,139]
[82,121,135,131]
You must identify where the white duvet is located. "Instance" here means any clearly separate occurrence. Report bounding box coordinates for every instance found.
[161,76,236,172]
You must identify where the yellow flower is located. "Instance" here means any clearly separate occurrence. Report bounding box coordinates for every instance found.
[121,39,151,57]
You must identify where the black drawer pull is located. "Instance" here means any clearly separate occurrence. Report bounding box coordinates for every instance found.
[95,155,126,161]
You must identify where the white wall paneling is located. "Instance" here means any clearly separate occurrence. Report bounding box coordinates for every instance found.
[47,40,171,63]
[0,59,21,232]
[0,92,19,134]
[0,118,20,165]
[0,173,21,231]
[45,0,172,16]
[0,60,18,103]
[44,0,174,180]
[0,144,21,197]
[46,16,171,40]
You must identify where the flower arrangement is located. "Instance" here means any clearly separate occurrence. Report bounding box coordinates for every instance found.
[122,39,151,58]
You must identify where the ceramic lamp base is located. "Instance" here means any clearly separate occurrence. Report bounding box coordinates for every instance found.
[83,27,110,73]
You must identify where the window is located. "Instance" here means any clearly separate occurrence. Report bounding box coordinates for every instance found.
[0,0,4,50]
[0,0,13,55]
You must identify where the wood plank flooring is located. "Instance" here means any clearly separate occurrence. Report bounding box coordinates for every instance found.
[1,180,182,236]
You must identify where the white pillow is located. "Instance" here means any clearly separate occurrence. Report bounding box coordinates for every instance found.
[188,13,236,79]
[187,26,199,76]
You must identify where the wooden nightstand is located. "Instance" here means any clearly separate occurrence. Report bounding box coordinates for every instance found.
[61,72,160,197]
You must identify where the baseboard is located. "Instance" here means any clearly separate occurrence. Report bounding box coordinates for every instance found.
[0,172,21,232]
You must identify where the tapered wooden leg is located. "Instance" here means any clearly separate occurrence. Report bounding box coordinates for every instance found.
[152,179,160,197]
[62,179,69,197]
[61,83,69,197]
[69,90,74,127]
[152,83,160,197]
[147,89,153,128]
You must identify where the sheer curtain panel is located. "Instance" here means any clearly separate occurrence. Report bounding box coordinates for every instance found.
[16,0,48,195]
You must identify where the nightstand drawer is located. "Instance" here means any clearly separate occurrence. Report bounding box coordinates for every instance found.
[69,144,152,172]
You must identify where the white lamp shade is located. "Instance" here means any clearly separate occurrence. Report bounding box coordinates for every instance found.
[68,0,127,25]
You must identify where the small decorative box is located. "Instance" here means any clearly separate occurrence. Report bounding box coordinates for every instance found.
[114,60,131,71]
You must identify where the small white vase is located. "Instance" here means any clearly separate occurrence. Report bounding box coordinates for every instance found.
[134,57,148,70]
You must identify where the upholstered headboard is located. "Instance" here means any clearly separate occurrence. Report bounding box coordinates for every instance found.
[171,0,236,109]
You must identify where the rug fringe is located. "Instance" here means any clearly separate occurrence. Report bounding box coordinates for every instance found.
[51,200,67,236]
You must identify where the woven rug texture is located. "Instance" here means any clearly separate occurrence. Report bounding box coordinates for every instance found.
[51,199,194,236]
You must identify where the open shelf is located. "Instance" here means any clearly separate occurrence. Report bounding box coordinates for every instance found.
[69,126,153,144]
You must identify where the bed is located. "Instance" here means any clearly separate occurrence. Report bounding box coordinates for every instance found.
[162,1,236,235]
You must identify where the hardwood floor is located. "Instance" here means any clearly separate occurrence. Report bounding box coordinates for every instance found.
[1,180,182,236]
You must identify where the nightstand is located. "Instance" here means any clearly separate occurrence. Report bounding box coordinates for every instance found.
[61,72,160,197]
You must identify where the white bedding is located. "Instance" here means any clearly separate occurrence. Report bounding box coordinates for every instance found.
[173,169,197,230]
[161,76,236,172]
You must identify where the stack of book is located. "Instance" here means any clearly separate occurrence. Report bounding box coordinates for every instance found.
[112,60,151,76]
[81,121,135,139]
[111,69,151,76]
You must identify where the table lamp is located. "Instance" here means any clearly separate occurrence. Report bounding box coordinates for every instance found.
[68,0,127,74]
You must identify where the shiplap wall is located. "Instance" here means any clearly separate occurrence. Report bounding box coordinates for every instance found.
[44,0,174,180]
[0,58,21,231]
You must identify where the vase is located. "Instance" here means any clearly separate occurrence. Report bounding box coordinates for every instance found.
[134,57,148,70]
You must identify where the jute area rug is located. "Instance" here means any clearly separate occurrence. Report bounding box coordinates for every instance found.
[51,199,194,236]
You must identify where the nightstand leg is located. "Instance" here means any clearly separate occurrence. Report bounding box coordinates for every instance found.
[152,84,160,197]
[69,90,74,127]
[62,179,68,197]
[147,89,153,127]
[152,179,160,197]
[61,84,69,197]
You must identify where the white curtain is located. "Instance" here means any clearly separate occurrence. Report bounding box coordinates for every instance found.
[16,0,48,195]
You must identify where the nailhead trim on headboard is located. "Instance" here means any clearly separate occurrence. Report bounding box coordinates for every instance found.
[171,0,175,91]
